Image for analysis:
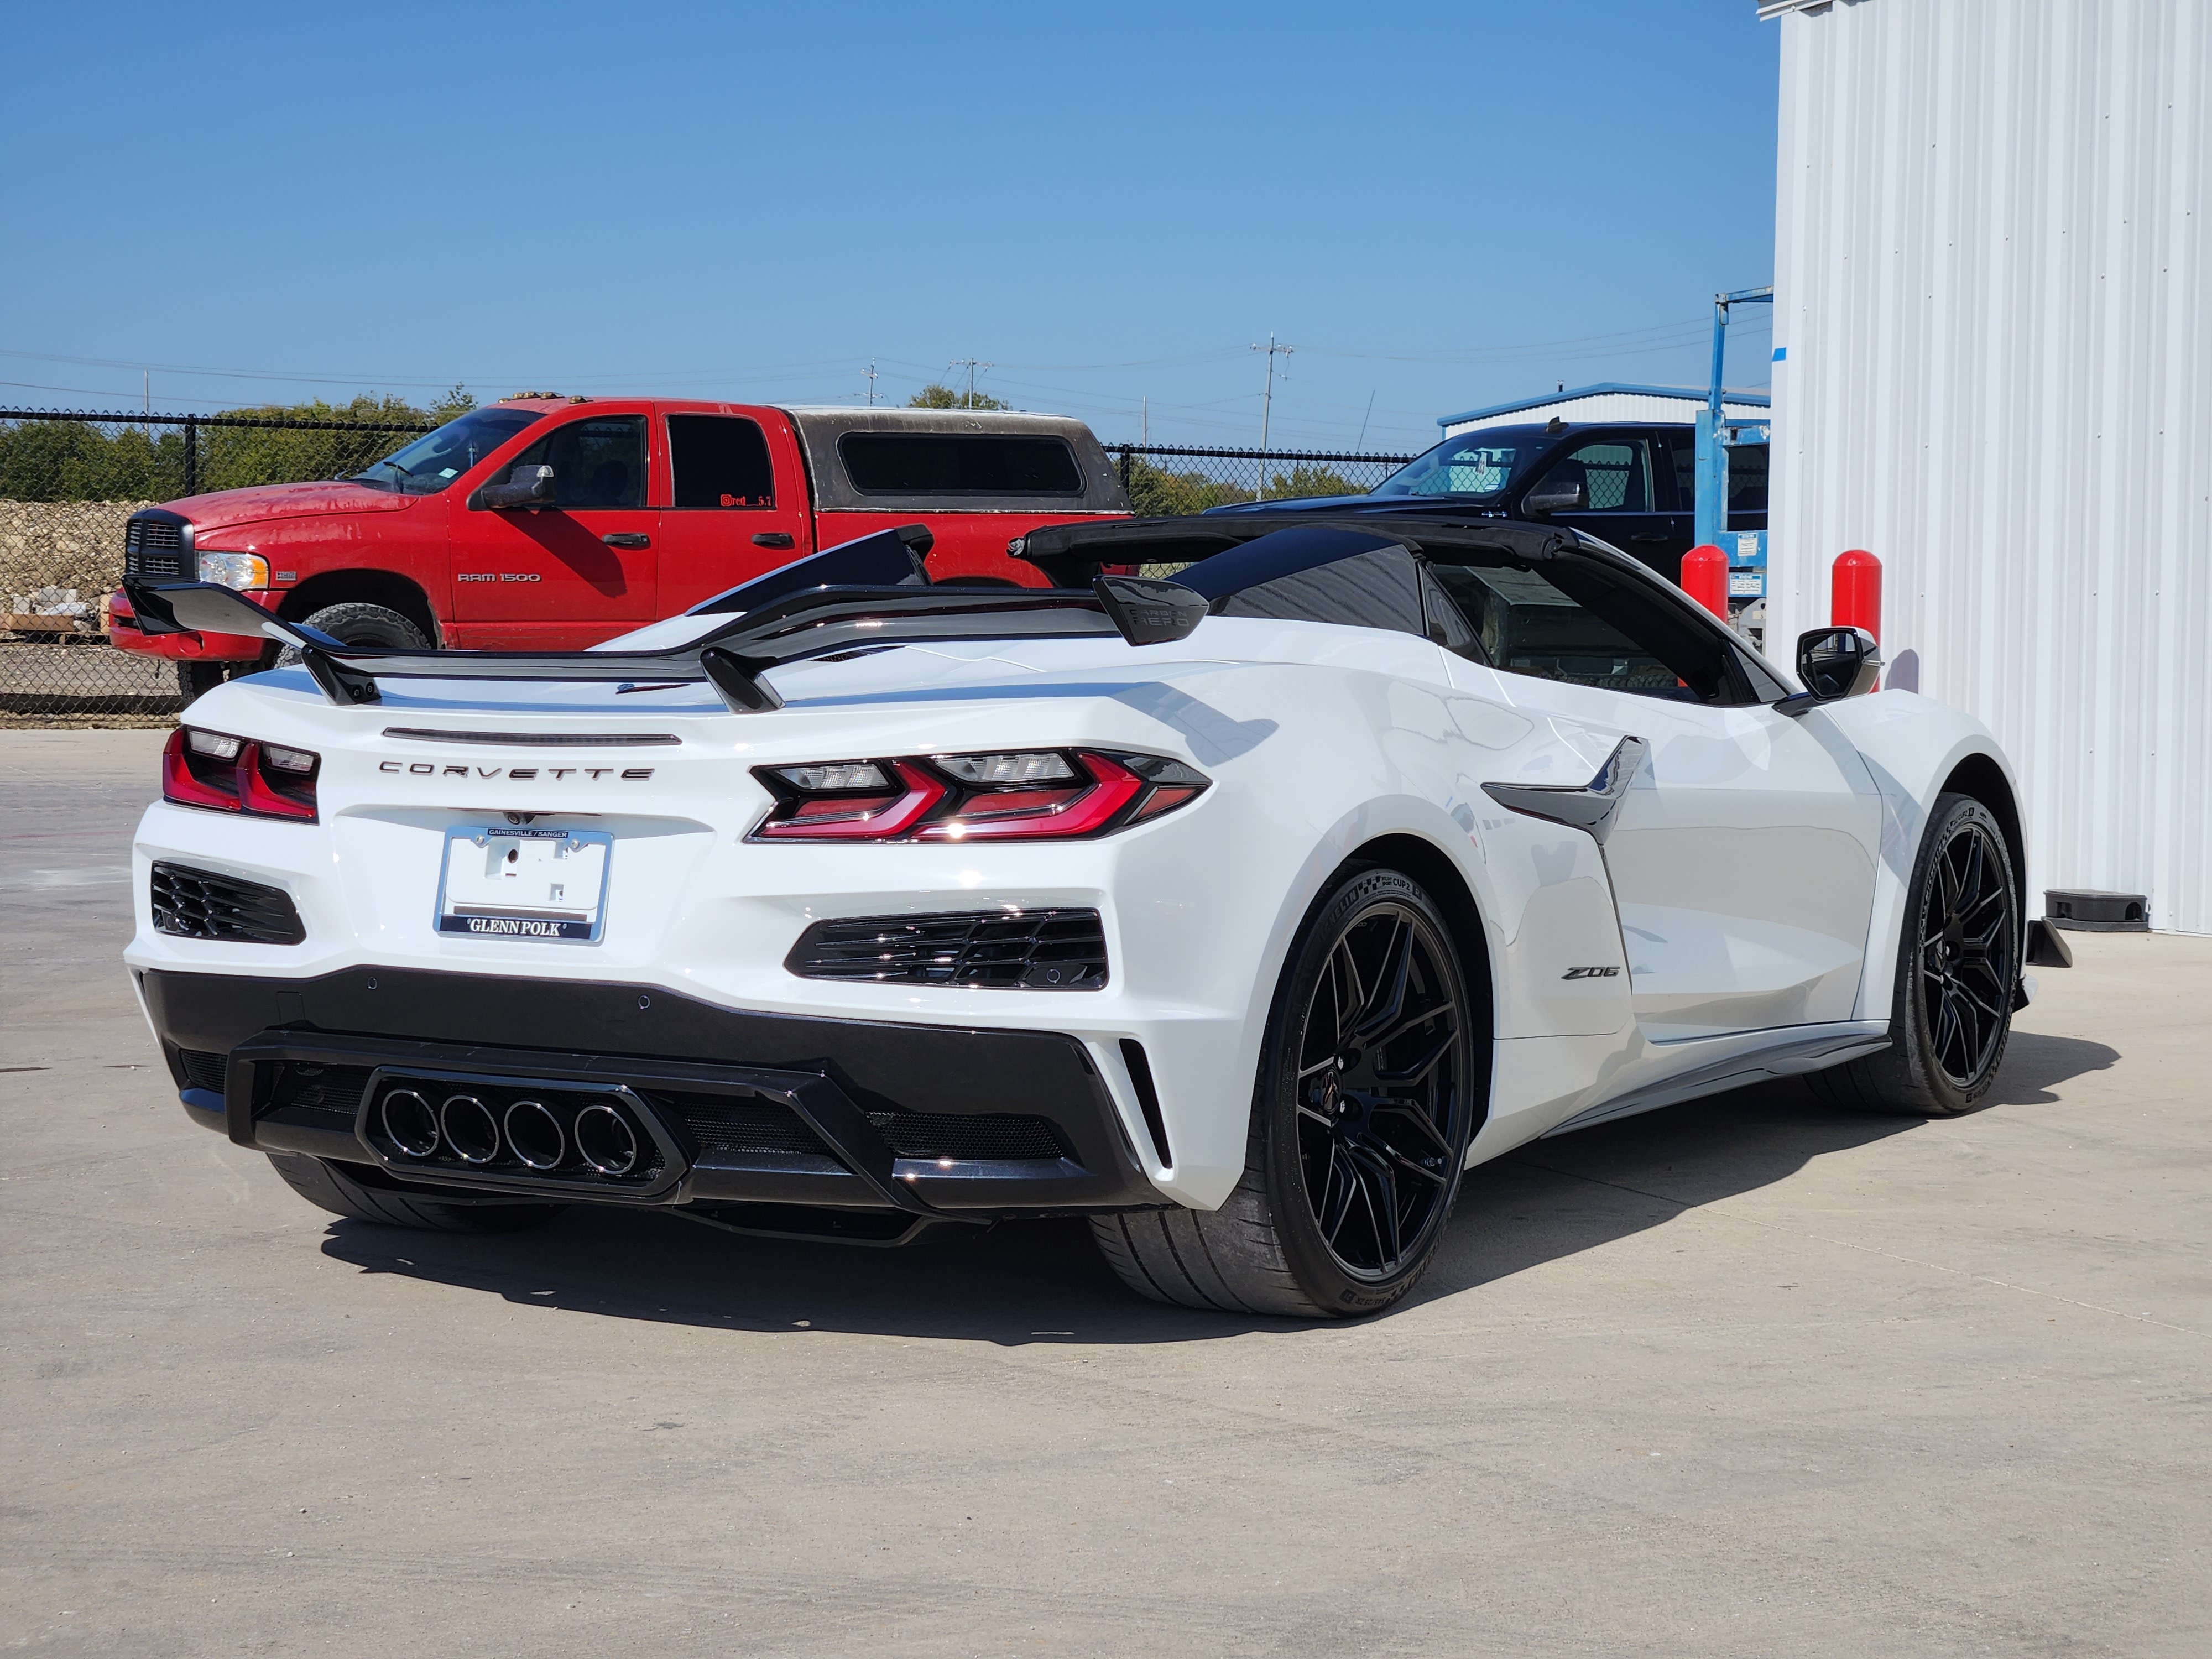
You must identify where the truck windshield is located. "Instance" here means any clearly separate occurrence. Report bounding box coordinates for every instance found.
[351,408,545,495]
[1371,430,1548,499]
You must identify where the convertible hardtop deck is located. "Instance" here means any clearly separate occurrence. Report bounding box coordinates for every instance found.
[123,511,1783,716]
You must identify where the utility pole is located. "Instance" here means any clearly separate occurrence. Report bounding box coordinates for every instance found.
[948,358,992,407]
[1249,335,1293,499]
[1141,396,1148,446]
[865,360,879,406]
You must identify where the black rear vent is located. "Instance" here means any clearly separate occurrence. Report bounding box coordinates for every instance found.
[151,862,306,945]
[787,908,1106,989]
[872,1110,1066,1162]
[258,1061,371,1131]
[177,1048,228,1093]
[660,1093,842,1164]
[662,1093,1068,1166]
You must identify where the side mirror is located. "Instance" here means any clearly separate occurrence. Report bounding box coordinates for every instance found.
[1794,625,1882,700]
[1521,479,1585,516]
[475,464,556,510]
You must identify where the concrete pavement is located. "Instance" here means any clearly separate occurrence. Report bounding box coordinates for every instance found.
[3,729,2207,1656]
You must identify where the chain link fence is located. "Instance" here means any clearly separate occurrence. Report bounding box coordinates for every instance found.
[0,409,1420,726]
[1,409,435,724]
[1106,443,1414,515]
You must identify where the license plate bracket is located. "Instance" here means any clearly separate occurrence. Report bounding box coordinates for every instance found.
[435,825,612,942]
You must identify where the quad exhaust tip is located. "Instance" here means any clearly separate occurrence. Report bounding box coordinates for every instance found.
[503,1099,566,1170]
[381,1088,441,1159]
[376,1084,645,1178]
[439,1094,500,1165]
[572,1103,640,1176]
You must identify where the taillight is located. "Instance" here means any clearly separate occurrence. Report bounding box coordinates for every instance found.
[752,760,947,841]
[750,748,1207,842]
[162,728,320,822]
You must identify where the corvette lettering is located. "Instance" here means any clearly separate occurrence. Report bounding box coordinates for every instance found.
[378,761,653,780]
[1562,965,1622,980]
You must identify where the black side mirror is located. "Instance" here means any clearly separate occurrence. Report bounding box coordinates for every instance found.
[1522,479,1585,516]
[475,464,556,510]
[1794,625,1882,700]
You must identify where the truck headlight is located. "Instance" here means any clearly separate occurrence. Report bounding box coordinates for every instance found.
[197,552,269,591]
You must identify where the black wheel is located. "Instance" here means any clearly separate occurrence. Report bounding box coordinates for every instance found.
[1809,792,2020,1117]
[278,601,430,661]
[176,659,237,706]
[265,1152,565,1234]
[1092,866,1478,1317]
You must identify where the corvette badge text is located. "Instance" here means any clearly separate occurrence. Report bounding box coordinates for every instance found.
[379,762,654,781]
[1562,965,1623,980]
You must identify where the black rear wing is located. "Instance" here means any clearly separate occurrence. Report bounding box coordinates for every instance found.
[123,529,1204,713]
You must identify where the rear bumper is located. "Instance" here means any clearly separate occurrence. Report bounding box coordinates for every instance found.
[141,964,1167,1218]
[108,589,267,661]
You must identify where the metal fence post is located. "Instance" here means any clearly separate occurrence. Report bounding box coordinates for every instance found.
[183,415,197,498]
[1118,446,1133,496]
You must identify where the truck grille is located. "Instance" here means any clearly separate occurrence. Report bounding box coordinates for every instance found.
[124,515,187,578]
[785,907,1107,989]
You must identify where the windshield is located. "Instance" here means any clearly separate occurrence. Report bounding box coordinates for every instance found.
[351,408,546,495]
[1371,427,1551,499]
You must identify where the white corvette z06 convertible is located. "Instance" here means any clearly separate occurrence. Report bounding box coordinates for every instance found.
[122,518,2056,1317]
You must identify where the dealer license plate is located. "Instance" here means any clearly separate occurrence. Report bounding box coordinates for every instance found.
[436,826,612,942]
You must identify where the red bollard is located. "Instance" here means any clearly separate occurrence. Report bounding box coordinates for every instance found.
[1681,543,1729,619]
[1832,548,1881,639]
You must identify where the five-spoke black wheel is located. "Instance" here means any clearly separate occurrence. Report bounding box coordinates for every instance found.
[1811,792,2020,1117]
[1092,865,1479,1317]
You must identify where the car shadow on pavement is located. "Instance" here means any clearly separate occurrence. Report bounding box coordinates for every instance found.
[1980,1030,2120,1105]
[314,1036,2121,1344]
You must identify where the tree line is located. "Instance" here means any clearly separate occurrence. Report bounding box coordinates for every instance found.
[0,389,474,503]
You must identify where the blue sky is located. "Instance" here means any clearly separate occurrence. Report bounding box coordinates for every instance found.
[1,2,1778,452]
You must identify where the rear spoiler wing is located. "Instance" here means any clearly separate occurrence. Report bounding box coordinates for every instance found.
[122,531,1205,713]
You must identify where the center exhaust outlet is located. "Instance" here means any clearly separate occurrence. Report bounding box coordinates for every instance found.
[503,1099,566,1170]
[381,1088,440,1158]
[440,1094,500,1165]
[572,1102,640,1176]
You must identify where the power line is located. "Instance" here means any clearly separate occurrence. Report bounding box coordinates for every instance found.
[1249,335,1295,498]
[947,358,993,405]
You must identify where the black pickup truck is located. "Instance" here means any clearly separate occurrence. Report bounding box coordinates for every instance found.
[1210,420,1767,588]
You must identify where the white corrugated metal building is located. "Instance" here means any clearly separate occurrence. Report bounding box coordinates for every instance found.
[1762,0,2211,935]
[1438,382,1768,437]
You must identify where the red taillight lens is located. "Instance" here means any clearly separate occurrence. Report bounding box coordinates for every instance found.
[752,761,947,841]
[162,728,242,812]
[914,753,1141,841]
[749,749,1206,842]
[163,728,319,822]
[239,744,318,820]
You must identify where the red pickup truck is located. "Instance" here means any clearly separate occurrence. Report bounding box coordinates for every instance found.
[108,399,1130,699]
